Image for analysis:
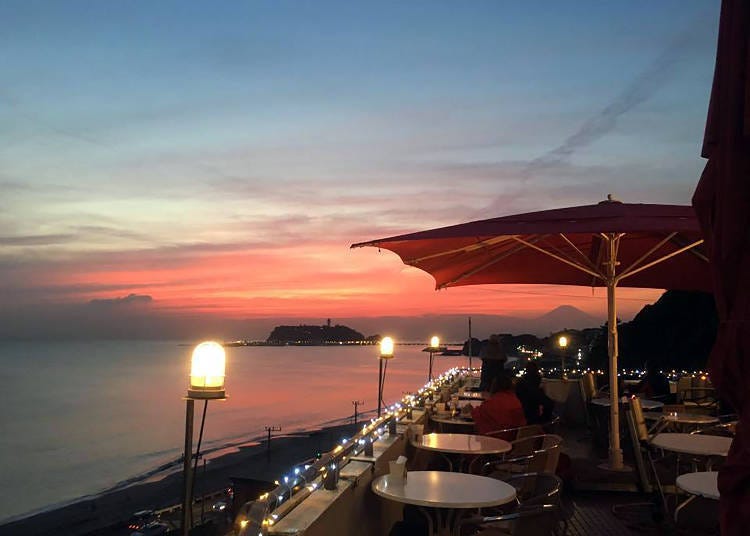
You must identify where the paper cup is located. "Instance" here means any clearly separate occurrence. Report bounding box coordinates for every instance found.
[389,461,407,482]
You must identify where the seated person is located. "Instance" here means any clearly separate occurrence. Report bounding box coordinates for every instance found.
[514,361,555,424]
[633,367,672,401]
[479,334,507,392]
[471,370,526,435]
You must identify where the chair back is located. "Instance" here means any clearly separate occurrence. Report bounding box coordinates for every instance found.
[511,434,563,474]
[505,472,562,506]
[676,376,692,402]
[580,372,597,401]
[661,403,686,414]
[629,397,649,442]
[517,424,545,440]
[486,423,543,442]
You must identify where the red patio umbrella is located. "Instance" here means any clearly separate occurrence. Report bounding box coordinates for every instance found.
[692,0,750,533]
[352,197,709,470]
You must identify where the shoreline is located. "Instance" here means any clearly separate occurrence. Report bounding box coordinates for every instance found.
[1,421,362,536]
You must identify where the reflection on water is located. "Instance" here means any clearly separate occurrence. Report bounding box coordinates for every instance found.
[0,341,469,522]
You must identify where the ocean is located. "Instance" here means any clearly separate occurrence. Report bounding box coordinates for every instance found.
[0,340,470,523]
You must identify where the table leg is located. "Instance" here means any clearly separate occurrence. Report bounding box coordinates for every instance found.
[416,507,470,536]
[674,494,696,523]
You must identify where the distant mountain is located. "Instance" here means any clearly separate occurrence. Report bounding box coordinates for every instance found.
[533,305,598,333]
[323,307,603,342]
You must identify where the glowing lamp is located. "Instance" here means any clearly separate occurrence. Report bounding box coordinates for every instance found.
[380,337,395,359]
[558,336,568,348]
[430,336,440,349]
[188,341,226,399]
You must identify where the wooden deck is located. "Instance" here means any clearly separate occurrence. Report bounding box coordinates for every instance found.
[560,424,721,535]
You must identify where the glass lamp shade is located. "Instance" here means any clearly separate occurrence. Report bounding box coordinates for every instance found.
[430,336,440,349]
[380,337,395,360]
[188,341,226,399]
[558,336,568,348]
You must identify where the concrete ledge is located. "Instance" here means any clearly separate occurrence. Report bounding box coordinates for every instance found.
[270,432,408,536]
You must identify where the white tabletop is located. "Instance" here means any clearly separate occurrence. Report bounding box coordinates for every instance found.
[372,471,517,509]
[430,415,474,426]
[643,412,719,425]
[459,391,487,400]
[416,433,511,455]
[676,471,719,500]
[591,397,664,409]
[651,433,732,456]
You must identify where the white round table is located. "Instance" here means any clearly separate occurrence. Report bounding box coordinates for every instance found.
[674,471,719,523]
[651,433,731,457]
[372,471,517,536]
[417,433,511,455]
[643,412,719,425]
[430,414,475,427]
[591,397,664,409]
[643,411,719,433]
[415,433,511,472]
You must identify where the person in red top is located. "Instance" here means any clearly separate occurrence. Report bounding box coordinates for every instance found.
[471,370,526,436]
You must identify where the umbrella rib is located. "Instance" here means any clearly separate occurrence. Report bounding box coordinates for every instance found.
[617,232,678,278]
[668,234,709,263]
[616,239,705,284]
[512,236,606,280]
[437,238,546,288]
[407,235,514,264]
[558,233,600,272]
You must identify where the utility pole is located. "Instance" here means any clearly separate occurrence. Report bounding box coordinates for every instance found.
[468,317,473,369]
[351,400,364,424]
[264,426,281,459]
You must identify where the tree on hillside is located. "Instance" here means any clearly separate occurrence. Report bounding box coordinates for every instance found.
[587,291,717,373]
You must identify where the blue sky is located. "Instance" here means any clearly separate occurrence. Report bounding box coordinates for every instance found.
[0,1,721,339]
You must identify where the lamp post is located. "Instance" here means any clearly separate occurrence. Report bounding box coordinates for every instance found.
[183,341,226,536]
[428,335,440,381]
[378,337,394,417]
[558,335,568,380]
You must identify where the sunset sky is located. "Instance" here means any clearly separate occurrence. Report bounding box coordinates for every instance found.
[1,1,720,340]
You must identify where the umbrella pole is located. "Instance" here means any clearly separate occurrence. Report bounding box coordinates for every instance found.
[606,279,625,470]
[602,233,627,471]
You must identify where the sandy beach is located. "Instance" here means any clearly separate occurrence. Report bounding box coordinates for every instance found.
[1,422,361,536]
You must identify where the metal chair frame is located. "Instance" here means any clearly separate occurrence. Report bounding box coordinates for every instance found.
[456,504,560,536]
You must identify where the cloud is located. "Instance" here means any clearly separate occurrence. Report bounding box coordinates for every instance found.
[88,293,153,307]
[0,234,78,246]
[481,14,713,215]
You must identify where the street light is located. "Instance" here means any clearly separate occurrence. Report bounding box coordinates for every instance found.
[558,335,568,380]
[378,337,395,417]
[183,341,227,536]
[428,336,440,381]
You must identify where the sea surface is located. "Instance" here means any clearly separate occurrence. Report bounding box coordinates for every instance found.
[0,340,470,523]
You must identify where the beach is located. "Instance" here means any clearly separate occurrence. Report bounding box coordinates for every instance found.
[0,342,467,524]
[0,421,361,536]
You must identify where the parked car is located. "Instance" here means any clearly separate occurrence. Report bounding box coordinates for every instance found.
[127,510,156,531]
[130,521,170,536]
